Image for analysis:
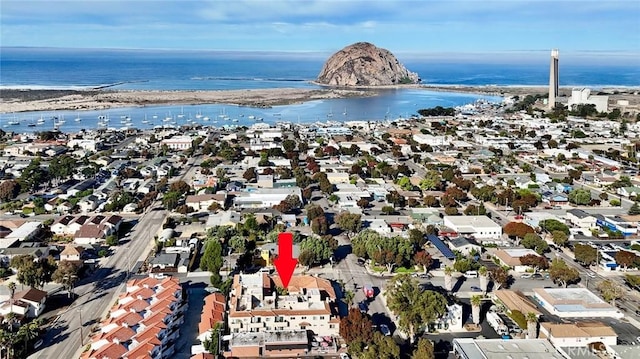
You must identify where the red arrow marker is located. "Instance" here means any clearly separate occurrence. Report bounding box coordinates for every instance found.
[273,232,297,288]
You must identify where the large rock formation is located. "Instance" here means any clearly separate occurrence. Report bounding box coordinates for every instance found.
[317,42,420,86]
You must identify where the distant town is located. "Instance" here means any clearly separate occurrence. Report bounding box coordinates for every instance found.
[1,85,640,359]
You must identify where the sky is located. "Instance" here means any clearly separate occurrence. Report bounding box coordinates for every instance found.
[1,0,639,62]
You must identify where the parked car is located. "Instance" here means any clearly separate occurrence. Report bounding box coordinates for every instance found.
[358,301,368,313]
[520,273,532,279]
[34,339,44,349]
[470,286,482,292]
[464,271,478,278]
[380,324,391,336]
[531,273,544,280]
[340,354,351,359]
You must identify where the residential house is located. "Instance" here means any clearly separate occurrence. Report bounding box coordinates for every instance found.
[186,194,226,212]
[206,211,241,228]
[566,209,598,229]
[0,287,48,319]
[150,252,189,274]
[494,248,543,272]
[443,215,502,239]
[233,188,302,209]
[74,224,109,245]
[447,237,481,256]
[539,322,617,347]
[365,218,392,235]
[78,194,100,213]
[617,186,640,198]
[543,192,569,206]
[60,245,85,261]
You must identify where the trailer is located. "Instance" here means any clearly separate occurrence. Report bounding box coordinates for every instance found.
[486,311,508,336]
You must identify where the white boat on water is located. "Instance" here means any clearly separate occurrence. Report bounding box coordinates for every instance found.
[195,111,203,119]
[248,115,255,120]
[202,116,210,121]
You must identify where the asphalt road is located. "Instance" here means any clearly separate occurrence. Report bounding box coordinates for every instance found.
[30,205,167,359]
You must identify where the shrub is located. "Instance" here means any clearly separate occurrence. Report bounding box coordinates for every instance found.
[508,310,527,329]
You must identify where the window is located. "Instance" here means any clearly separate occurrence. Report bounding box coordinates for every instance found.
[320,316,325,320]
[301,316,307,320]
[330,324,335,329]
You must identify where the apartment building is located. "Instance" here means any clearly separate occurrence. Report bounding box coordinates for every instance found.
[81,277,186,359]
[226,273,340,358]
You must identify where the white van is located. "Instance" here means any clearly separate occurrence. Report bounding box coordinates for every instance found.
[464,271,478,278]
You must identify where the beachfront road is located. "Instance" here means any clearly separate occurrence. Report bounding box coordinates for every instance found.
[29,206,167,359]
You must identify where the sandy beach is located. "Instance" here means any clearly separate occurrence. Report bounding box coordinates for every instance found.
[0,88,375,114]
[2,85,638,114]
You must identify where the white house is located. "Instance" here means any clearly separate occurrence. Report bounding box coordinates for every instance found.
[443,215,502,239]
[566,209,598,229]
[0,288,47,318]
[539,322,617,348]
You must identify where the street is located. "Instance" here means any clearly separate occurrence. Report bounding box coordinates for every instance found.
[30,205,167,359]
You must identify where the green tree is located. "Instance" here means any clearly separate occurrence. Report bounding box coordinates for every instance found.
[540,219,570,234]
[552,230,568,246]
[360,333,400,359]
[597,279,624,306]
[574,244,598,266]
[521,233,548,254]
[52,261,80,298]
[624,274,640,289]
[0,180,21,201]
[162,191,181,210]
[228,235,246,254]
[549,258,580,287]
[386,274,447,342]
[203,322,222,355]
[20,158,48,192]
[200,239,223,272]
[412,338,435,359]
[629,202,640,215]
[311,216,329,235]
[396,176,413,191]
[568,188,592,205]
[105,235,119,246]
[615,250,637,270]
[299,236,333,267]
[381,205,394,215]
[335,212,362,238]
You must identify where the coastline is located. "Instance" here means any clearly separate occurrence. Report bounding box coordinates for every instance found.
[2,84,638,114]
[0,88,376,114]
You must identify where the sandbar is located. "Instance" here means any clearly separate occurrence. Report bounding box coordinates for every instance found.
[0,88,374,114]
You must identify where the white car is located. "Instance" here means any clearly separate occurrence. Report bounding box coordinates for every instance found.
[340,354,351,359]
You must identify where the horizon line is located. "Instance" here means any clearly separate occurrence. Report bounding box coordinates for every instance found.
[3,45,640,56]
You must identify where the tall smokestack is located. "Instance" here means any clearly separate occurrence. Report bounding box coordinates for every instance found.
[548,49,559,110]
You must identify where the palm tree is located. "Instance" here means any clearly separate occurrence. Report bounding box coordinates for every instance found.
[18,321,39,356]
[444,266,453,292]
[7,282,16,316]
[478,266,488,293]
[471,295,482,325]
[526,312,538,339]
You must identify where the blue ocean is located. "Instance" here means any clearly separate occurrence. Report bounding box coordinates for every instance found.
[1,47,638,132]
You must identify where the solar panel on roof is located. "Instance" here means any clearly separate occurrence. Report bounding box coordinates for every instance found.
[427,234,455,260]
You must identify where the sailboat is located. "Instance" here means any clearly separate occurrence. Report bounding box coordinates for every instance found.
[74,112,82,122]
[195,110,203,119]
